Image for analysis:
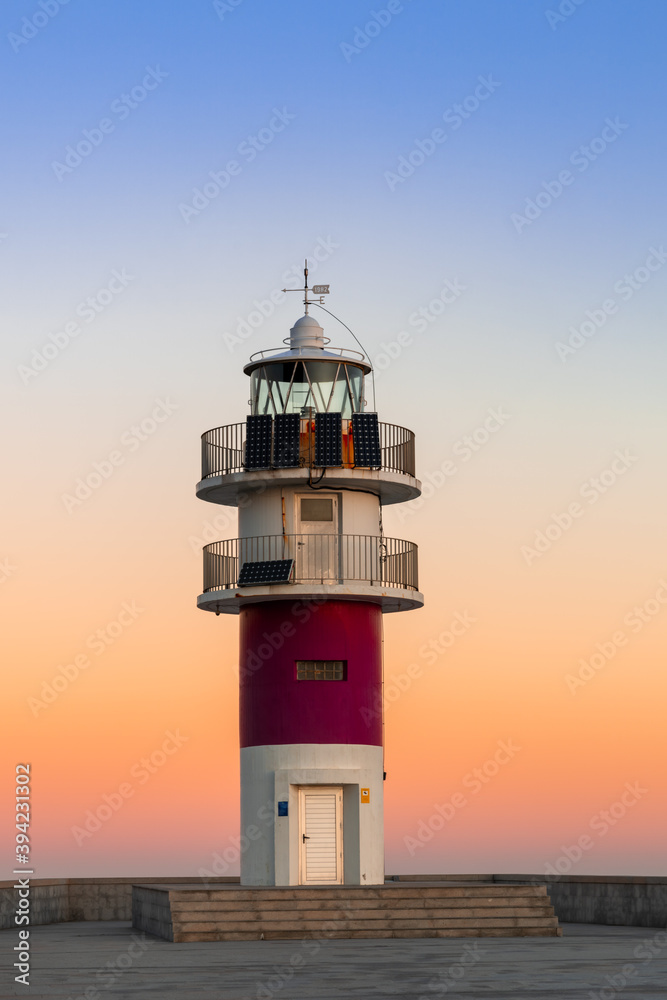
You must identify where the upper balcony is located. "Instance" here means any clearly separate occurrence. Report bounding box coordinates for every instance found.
[197,532,423,614]
[196,418,421,506]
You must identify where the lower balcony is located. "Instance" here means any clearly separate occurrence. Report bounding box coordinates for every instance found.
[197,533,423,614]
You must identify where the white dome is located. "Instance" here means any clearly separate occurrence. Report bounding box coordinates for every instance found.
[289,314,325,349]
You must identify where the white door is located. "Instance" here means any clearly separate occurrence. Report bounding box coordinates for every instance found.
[298,786,344,885]
[294,494,339,583]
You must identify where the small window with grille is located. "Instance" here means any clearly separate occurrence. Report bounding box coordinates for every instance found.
[296,660,347,680]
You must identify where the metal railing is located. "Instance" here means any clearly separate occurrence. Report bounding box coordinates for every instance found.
[248,346,366,363]
[379,421,415,477]
[203,534,418,592]
[201,422,246,477]
[201,419,415,479]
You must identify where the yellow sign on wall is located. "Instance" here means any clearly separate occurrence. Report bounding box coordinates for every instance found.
[360,787,370,803]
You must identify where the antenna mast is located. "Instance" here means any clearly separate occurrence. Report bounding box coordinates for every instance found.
[282,258,330,311]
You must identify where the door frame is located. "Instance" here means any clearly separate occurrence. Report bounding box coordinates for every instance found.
[297,785,344,885]
[293,492,341,583]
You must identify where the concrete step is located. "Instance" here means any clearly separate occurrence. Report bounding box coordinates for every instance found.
[172,905,555,924]
[167,884,548,903]
[133,881,561,942]
[171,897,552,915]
[178,925,562,941]
[389,874,496,881]
[177,915,560,932]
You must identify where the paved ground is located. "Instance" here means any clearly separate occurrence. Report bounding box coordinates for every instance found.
[2,920,666,999]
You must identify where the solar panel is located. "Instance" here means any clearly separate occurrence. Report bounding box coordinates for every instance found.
[273,413,301,468]
[315,412,342,467]
[352,412,381,468]
[237,559,294,587]
[244,415,272,469]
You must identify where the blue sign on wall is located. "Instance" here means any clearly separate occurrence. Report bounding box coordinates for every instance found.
[278,801,288,817]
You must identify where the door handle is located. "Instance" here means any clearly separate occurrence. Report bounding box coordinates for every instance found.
[302,834,310,842]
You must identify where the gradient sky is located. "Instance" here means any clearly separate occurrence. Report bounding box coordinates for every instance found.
[2,0,666,878]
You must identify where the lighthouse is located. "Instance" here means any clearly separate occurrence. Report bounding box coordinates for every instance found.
[196,268,423,886]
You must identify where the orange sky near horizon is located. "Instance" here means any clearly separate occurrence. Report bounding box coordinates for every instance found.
[3,361,666,878]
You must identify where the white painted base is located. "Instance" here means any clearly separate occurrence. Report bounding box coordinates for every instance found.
[239,744,384,886]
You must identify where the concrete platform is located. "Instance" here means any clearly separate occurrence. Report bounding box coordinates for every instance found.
[5,874,665,930]
[132,880,561,942]
[2,920,666,998]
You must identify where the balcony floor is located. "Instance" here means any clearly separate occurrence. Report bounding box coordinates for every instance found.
[197,582,425,614]
[196,467,422,506]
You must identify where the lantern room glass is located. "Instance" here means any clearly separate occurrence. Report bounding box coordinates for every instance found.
[250,360,364,417]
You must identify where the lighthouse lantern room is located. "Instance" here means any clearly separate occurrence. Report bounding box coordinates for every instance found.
[196,267,423,886]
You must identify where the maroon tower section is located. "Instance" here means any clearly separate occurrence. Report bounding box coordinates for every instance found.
[239,601,383,748]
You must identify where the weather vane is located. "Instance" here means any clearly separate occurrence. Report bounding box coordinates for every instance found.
[282,259,329,314]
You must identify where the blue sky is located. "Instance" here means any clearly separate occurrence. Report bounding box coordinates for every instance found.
[3,2,666,417]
